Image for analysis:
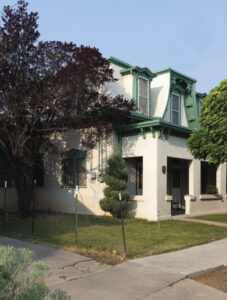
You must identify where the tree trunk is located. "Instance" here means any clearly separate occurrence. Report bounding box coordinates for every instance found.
[13,162,34,218]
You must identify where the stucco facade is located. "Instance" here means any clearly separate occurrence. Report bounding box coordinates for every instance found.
[1,56,227,220]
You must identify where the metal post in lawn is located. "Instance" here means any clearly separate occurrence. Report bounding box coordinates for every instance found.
[75,185,79,242]
[32,179,36,235]
[119,193,127,257]
[2,180,7,231]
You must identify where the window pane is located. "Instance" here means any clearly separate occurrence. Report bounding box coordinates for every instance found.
[201,161,217,194]
[139,96,148,115]
[172,168,180,188]
[34,158,44,187]
[77,157,86,186]
[0,152,12,187]
[62,158,74,186]
[172,94,179,111]
[172,111,179,124]
[139,78,148,98]
[138,78,148,115]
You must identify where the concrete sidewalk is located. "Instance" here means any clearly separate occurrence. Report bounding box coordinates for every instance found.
[1,236,227,299]
[176,217,227,228]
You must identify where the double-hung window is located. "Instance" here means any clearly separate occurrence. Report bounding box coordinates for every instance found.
[171,93,180,124]
[138,77,149,115]
[61,149,87,187]
[34,154,44,187]
[0,152,12,187]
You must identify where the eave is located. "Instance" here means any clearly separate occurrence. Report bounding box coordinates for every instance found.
[120,66,156,80]
[115,118,192,139]
[154,67,196,83]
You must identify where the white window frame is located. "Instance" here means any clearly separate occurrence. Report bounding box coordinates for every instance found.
[171,93,181,124]
[138,76,149,115]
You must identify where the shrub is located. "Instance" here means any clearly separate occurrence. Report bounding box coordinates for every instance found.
[206,184,218,194]
[0,246,70,300]
[99,151,130,218]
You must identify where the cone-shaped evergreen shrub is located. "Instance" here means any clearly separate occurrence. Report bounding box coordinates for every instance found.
[100,151,130,218]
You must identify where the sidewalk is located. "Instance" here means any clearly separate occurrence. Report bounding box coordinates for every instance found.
[176,217,227,228]
[1,236,227,299]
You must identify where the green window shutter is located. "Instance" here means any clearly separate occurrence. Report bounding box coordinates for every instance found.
[61,157,75,187]
[76,157,86,186]
[61,149,87,188]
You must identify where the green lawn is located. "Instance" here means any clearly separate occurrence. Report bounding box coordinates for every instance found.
[0,213,227,264]
[193,214,227,223]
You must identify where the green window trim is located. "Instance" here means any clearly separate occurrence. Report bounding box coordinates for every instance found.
[61,149,87,188]
[120,65,155,119]
[132,75,152,118]
[170,92,181,125]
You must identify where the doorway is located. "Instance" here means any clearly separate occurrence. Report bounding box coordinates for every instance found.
[167,158,189,215]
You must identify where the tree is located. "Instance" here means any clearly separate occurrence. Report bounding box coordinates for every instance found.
[0,246,70,300]
[100,151,130,218]
[187,79,227,165]
[0,1,134,217]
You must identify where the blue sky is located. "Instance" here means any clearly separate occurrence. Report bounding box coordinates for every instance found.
[1,0,227,92]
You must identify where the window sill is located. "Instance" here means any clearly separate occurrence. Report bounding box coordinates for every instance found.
[165,195,172,201]
[199,194,221,200]
[184,194,196,201]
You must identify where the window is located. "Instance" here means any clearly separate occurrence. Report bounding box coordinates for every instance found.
[0,152,12,188]
[124,157,143,195]
[138,77,149,115]
[77,157,86,186]
[201,161,217,194]
[171,93,180,124]
[136,158,143,191]
[61,149,87,187]
[34,154,44,187]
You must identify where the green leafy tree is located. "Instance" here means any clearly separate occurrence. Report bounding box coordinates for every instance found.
[0,246,70,300]
[187,79,227,164]
[100,151,130,218]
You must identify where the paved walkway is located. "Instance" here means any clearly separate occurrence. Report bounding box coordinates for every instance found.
[1,236,227,299]
[176,217,227,227]
[0,237,110,286]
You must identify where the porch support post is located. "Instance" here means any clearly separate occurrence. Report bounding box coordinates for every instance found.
[216,163,226,197]
[188,159,201,214]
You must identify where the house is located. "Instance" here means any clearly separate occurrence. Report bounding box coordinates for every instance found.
[2,57,227,220]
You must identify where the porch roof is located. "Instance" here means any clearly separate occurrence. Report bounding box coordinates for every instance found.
[115,117,192,139]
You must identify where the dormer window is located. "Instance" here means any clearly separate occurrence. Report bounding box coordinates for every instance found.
[171,93,180,124]
[138,77,149,115]
[119,64,155,118]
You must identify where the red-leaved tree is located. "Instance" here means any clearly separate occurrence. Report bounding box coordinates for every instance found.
[0,1,134,217]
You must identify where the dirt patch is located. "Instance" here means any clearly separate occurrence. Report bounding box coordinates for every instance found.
[194,265,227,293]
[61,246,127,265]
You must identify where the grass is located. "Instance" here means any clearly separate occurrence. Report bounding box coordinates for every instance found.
[193,214,227,223]
[1,213,227,264]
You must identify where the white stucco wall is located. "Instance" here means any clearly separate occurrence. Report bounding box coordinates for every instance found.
[121,133,158,220]
[102,64,132,100]
[0,188,17,212]
[156,136,227,219]
[181,95,188,127]
[2,128,227,220]
[150,72,170,117]
[35,130,118,216]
